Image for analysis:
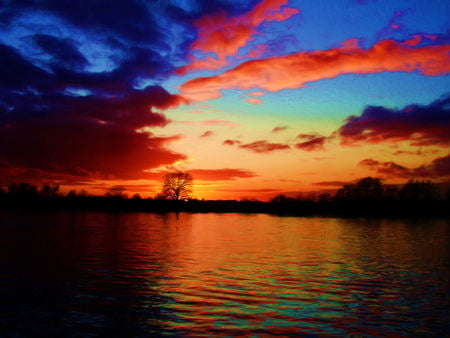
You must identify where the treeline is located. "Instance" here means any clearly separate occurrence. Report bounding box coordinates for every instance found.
[0,178,448,217]
[275,177,448,203]
[266,177,449,217]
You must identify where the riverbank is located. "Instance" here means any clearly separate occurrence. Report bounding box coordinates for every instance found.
[1,197,448,218]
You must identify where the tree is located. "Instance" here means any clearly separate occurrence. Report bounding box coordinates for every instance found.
[105,185,128,199]
[40,183,60,197]
[399,179,438,201]
[160,172,193,200]
[8,182,38,198]
[335,177,383,201]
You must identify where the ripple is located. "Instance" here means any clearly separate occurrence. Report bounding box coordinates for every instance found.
[0,212,448,336]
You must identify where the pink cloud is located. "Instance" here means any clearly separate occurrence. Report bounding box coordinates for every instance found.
[178,119,240,127]
[181,39,450,101]
[246,97,263,105]
[247,91,265,97]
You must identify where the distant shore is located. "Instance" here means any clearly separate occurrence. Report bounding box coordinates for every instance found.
[1,197,448,218]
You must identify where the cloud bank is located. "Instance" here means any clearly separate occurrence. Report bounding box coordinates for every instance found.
[340,94,450,147]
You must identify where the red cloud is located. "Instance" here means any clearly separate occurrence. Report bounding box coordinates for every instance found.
[295,134,328,151]
[272,126,288,133]
[223,139,290,153]
[181,39,450,101]
[187,168,257,181]
[239,140,291,153]
[359,154,450,178]
[0,119,186,181]
[223,139,241,146]
[178,0,299,74]
[200,130,214,138]
[0,86,187,182]
[240,141,290,153]
[340,94,450,147]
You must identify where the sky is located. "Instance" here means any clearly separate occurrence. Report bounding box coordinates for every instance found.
[0,0,449,200]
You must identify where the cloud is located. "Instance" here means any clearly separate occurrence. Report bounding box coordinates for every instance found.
[359,154,450,178]
[295,134,328,151]
[178,119,240,127]
[0,1,210,186]
[216,188,280,192]
[272,126,288,133]
[177,0,300,74]
[313,181,353,187]
[187,168,257,181]
[340,94,450,147]
[200,131,214,138]
[246,97,263,105]
[247,91,265,97]
[240,140,291,153]
[181,39,450,101]
[0,44,186,182]
[223,139,241,146]
[223,139,290,153]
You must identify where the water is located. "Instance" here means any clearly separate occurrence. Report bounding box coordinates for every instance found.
[0,211,448,336]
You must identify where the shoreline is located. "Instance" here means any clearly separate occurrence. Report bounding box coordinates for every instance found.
[1,198,448,219]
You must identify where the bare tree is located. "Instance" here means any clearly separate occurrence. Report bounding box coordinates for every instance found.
[160,172,193,200]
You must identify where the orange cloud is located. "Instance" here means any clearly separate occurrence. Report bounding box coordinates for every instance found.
[177,0,299,74]
[181,39,450,101]
[187,168,257,181]
[247,91,265,96]
[246,97,263,105]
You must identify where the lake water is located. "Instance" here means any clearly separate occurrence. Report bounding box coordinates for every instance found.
[0,211,448,336]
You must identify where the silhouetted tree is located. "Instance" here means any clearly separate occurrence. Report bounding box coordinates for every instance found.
[399,179,439,201]
[160,172,193,200]
[336,177,383,201]
[384,186,399,200]
[318,193,331,203]
[67,190,78,199]
[7,183,38,198]
[40,183,60,197]
[271,194,289,203]
[105,185,128,199]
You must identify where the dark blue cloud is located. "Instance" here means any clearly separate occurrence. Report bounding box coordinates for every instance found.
[32,34,88,71]
[0,0,266,183]
[339,93,450,147]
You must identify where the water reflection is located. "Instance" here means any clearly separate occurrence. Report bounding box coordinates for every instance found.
[0,211,448,336]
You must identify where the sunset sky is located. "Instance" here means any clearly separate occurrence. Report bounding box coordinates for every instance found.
[0,0,449,200]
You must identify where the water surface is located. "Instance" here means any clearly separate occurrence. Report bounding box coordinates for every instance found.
[0,212,448,336]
